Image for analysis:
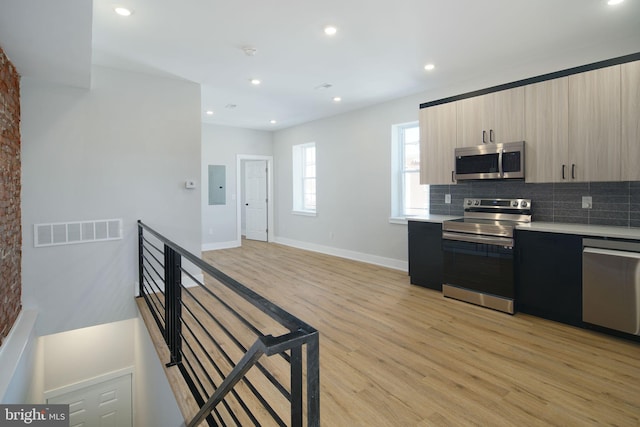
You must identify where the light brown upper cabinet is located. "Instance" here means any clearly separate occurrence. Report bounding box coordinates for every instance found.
[419,56,637,185]
[622,60,640,181]
[456,87,525,147]
[568,65,621,182]
[524,77,569,183]
[419,102,457,185]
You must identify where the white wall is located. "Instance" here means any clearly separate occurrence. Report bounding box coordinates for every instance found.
[271,48,640,269]
[201,124,272,249]
[20,65,202,336]
[272,97,421,269]
[134,314,185,427]
[41,319,135,392]
[37,316,183,426]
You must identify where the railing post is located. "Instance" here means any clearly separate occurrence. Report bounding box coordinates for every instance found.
[307,332,320,427]
[138,221,144,297]
[164,244,182,366]
[291,345,303,427]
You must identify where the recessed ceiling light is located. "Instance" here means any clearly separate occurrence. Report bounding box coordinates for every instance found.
[114,7,132,16]
[607,0,624,5]
[424,64,435,71]
[333,96,342,102]
[270,120,277,124]
[324,26,338,36]
[250,79,261,85]
[205,110,214,116]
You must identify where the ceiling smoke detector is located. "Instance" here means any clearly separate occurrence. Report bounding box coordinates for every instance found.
[225,104,237,109]
[242,46,257,56]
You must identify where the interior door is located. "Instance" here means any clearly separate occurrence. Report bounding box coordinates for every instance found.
[47,374,132,427]
[244,160,268,241]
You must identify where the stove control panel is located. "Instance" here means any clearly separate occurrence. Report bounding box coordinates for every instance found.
[463,198,531,212]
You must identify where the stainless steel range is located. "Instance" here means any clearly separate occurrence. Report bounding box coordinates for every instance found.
[441,198,532,314]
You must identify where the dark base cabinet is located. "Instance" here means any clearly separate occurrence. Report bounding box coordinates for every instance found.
[408,221,443,291]
[515,230,583,326]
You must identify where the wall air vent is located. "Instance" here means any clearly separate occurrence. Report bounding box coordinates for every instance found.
[34,219,123,248]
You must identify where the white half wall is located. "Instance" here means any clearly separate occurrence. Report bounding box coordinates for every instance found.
[0,310,39,403]
[20,66,202,336]
[201,124,272,248]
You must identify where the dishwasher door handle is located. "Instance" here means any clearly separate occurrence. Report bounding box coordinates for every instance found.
[583,247,640,259]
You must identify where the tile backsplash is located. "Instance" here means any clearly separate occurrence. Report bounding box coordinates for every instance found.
[430,181,640,228]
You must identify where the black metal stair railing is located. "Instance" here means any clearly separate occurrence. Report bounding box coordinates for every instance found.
[137,220,320,427]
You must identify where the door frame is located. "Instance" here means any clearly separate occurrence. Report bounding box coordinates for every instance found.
[236,155,274,243]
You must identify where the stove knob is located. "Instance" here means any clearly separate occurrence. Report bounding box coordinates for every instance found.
[473,200,480,206]
[521,201,528,208]
[466,199,473,206]
[512,200,519,207]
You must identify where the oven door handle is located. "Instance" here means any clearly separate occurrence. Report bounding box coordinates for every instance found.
[442,231,513,247]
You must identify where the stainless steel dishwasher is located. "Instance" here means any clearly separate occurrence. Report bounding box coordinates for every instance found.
[583,238,640,336]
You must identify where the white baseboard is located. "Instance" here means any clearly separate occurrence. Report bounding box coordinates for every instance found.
[274,236,408,272]
[201,240,241,252]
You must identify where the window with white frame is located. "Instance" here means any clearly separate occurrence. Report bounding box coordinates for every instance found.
[391,122,429,218]
[292,142,316,215]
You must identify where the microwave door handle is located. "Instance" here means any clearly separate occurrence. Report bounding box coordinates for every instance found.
[498,149,504,177]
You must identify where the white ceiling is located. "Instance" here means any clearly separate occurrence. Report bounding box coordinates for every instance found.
[1,0,639,130]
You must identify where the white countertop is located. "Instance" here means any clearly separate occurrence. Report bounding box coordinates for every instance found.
[516,222,640,241]
[406,214,460,224]
[408,216,640,241]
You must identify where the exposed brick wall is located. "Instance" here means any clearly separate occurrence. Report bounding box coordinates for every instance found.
[0,45,21,347]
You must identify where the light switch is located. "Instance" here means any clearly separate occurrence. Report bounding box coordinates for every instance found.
[445,194,451,204]
[185,180,196,189]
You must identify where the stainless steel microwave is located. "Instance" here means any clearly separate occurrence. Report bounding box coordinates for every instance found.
[454,141,525,181]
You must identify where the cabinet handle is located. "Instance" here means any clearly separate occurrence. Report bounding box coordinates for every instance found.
[572,164,576,179]
[562,164,566,180]
[482,130,487,144]
[451,170,455,182]
[490,129,495,143]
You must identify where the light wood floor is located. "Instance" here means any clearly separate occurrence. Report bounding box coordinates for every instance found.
[141,239,640,426]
